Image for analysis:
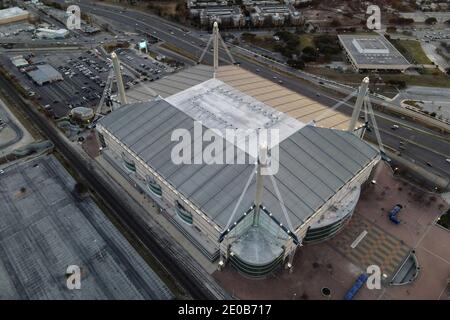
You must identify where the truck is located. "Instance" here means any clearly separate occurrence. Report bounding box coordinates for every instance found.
[388,204,403,224]
[344,274,368,300]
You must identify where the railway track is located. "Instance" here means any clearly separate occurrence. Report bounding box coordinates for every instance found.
[0,74,223,300]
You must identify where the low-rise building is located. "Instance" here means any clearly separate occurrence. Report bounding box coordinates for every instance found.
[10,55,29,68]
[250,4,302,27]
[0,6,29,25]
[26,64,63,86]
[70,106,94,123]
[35,27,69,39]
[338,34,411,72]
[198,6,245,27]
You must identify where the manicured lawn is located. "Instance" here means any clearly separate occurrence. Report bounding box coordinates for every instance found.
[299,35,314,50]
[241,34,277,52]
[390,39,432,65]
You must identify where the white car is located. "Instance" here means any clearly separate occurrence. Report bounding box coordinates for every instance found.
[446,159,450,163]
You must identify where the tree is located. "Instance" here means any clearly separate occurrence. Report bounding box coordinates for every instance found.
[386,26,397,33]
[302,46,318,62]
[287,59,305,69]
[330,19,341,28]
[389,17,414,25]
[425,17,437,25]
[315,35,341,55]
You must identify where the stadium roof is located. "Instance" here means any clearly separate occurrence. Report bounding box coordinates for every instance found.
[338,34,410,69]
[98,96,379,231]
[165,78,305,153]
[126,65,358,130]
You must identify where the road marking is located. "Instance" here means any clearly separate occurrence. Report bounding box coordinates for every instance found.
[379,128,450,158]
[351,230,368,249]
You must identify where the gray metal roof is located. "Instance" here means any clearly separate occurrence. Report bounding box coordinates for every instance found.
[27,64,63,85]
[338,34,410,68]
[99,99,379,230]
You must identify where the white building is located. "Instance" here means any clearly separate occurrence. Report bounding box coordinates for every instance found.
[35,27,69,39]
[0,7,29,25]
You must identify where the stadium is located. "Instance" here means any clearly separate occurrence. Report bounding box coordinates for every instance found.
[96,30,381,278]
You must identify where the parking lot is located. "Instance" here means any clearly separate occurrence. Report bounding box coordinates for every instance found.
[1,47,172,119]
[115,48,170,86]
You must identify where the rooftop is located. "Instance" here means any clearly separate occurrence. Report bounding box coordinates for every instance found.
[165,78,305,154]
[0,7,29,19]
[127,65,357,130]
[338,34,410,68]
[27,64,63,85]
[98,95,379,231]
[0,155,173,299]
[10,55,29,67]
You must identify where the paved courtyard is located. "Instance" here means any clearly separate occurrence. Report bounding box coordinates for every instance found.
[213,163,450,300]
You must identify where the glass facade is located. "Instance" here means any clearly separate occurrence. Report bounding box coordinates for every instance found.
[148,180,162,197]
[226,208,289,278]
[122,153,136,172]
[175,201,193,225]
[303,212,352,244]
[229,250,284,278]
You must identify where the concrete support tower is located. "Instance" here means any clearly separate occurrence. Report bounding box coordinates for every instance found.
[348,77,369,132]
[252,145,268,226]
[213,21,219,76]
[111,52,127,105]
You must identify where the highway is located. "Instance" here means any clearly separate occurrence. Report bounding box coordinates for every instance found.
[65,0,450,181]
[0,72,227,300]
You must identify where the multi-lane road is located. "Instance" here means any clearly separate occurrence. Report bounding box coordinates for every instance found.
[24,1,450,181]
[74,1,450,180]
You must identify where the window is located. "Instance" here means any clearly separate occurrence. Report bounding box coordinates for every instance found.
[175,200,193,225]
[147,178,162,197]
[122,152,136,172]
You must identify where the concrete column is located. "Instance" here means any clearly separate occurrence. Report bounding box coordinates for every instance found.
[253,145,268,226]
[213,21,219,74]
[111,52,127,105]
[348,77,369,132]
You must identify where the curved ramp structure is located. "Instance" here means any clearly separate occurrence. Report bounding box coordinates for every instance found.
[390,250,420,285]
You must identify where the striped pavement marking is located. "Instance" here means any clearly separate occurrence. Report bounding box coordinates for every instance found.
[329,214,410,280]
